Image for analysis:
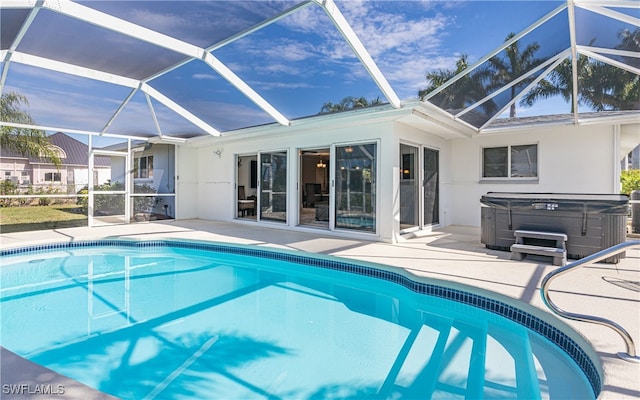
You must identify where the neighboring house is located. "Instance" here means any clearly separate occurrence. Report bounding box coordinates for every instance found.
[624,145,640,170]
[0,132,111,193]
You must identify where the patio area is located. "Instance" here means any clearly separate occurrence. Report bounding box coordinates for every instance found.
[1,220,639,399]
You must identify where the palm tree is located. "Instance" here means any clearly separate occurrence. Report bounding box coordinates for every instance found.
[612,27,640,110]
[418,55,494,115]
[1,91,61,168]
[616,28,640,69]
[319,96,384,114]
[581,61,639,111]
[520,56,584,112]
[487,33,542,117]
[522,29,640,112]
[418,56,467,100]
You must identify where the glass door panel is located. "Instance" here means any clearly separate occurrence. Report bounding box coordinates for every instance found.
[423,147,439,226]
[400,144,419,231]
[236,155,258,220]
[299,148,330,229]
[335,143,376,232]
[259,151,287,223]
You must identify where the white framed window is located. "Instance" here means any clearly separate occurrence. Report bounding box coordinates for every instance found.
[44,172,62,182]
[482,144,538,179]
[20,171,30,185]
[133,155,154,179]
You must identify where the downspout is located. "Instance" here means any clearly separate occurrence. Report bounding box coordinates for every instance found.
[613,124,621,194]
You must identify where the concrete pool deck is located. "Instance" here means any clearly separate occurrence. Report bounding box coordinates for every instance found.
[1,219,639,399]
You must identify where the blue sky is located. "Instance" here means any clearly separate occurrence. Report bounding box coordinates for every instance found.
[2,0,635,141]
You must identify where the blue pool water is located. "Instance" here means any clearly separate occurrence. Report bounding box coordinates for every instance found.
[1,240,597,399]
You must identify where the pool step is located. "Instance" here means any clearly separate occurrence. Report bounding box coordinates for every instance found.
[511,230,567,266]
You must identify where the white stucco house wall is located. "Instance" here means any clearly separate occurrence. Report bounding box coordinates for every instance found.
[171,103,639,243]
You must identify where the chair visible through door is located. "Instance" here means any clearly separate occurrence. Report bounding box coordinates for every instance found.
[237,185,255,217]
[304,183,322,207]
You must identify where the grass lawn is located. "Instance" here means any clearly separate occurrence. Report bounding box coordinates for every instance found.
[0,204,88,233]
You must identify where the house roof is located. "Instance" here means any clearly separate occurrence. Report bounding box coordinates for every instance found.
[0,132,110,166]
[0,0,638,142]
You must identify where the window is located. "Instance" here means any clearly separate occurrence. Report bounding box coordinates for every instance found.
[44,172,62,182]
[134,155,154,179]
[21,171,30,185]
[482,144,537,179]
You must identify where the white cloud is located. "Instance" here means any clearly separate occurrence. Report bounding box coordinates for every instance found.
[278,5,329,33]
[192,73,218,80]
[336,1,456,98]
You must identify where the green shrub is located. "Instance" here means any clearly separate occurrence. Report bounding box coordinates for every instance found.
[36,186,58,206]
[620,169,640,196]
[0,180,18,207]
[75,181,158,215]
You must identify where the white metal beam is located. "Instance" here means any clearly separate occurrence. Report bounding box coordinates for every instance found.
[577,3,640,27]
[145,92,163,137]
[479,55,569,131]
[568,1,580,123]
[10,51,139,88]
[0,0,38,8]
[580,46,640,60]
[0,121,151,140]
[579,48,640,75]
[101,87,140,134]
[40,0,290,127]
[141,83,221,137]
[574,0,639,7]
[456,51,569,118]
[202,52,290,126]
[0,1,43,92]
[317,0,401,108]
[6,1,43,52]
[208,1,314,51]
[42,0,203,59]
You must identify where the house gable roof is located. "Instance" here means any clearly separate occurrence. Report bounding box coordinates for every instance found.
[0,132,110,167]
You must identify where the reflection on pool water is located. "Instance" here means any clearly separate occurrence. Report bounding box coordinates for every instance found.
[0,240,597,399]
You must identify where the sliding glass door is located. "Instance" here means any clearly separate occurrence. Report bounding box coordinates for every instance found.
[423,147,439,226]
[400,144,419,230]
[298,148,330,229]
[259,151,287,223]
[398,144,439,232]
[335,143,376,232]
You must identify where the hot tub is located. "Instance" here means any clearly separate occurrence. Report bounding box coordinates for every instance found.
[480,192,629,262]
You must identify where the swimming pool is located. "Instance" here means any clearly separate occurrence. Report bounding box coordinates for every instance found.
[1,239,598,399]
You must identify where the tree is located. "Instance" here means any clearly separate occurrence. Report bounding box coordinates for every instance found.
[520,55,586,112]
[419,35,544,118]
[612,28,640,110]
[319,96,384,114]
[620,169,640,196]
[616,28,640,69]
[522,29,640,113]
[0,91,61,168]
[418,56,469,100]
[487,33,542,117]
[418,55,495,115]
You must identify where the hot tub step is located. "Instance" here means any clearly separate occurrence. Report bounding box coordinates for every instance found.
[511,244,567,266]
